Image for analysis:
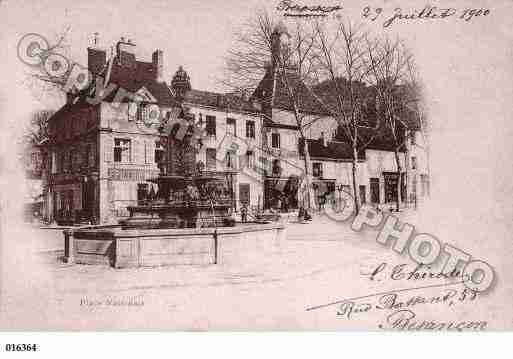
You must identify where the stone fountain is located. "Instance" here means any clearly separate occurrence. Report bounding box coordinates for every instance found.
[120,109,235,229]
[62,107,285,268]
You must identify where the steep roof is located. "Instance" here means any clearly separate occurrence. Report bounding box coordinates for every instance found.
[299,138,365,161]
[96,57,177,107]
[184,89,261,114]
[252,67,330,122]
[253,69,420,134]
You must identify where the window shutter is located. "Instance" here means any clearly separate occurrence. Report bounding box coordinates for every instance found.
[146,141,154,164]
[132,139,140,164]
[104,137,114,162]
[135,139,145,164]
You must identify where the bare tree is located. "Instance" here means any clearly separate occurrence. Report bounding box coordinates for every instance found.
[224,10,321,210]
[365,36,412,211]
[23,110,54,146]
[311,19,377,213]
[403,55,430,207]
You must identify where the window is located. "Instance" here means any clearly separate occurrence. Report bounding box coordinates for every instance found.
[313,162,323,178]
[359,185,366,204]
[206,148,217,170]
[137,183,149,205]
[246,120,255,138]
[84,145,90,168]
[90,143,97,167]
[245,150,254,169]
[421,174,430,197]
[271,133,280,148]
[259,156,269,176]
[226,118,236,136]
[205,115,216,136]
[61,152,71,173]
[411,156,417,170]
[226,150,236,169]
[58,152,65,173]
[370,178,380,203]
[272,159,281,176]
[155,140,165,164]
[51,151,57,174]
[410,133,416,146]
[114,138,131,163]
[68,149,75,173]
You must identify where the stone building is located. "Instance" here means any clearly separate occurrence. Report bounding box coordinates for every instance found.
[42,38,265,224]
[42,33,429,225]
[181,86,264,211]
[249,27,430,211]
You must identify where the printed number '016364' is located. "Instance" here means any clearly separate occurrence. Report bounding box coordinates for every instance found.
[5,344,38,351]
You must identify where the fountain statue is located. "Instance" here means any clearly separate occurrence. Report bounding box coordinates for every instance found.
[120,107,235,229]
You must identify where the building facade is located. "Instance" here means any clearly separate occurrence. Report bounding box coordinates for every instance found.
[248,28,429,211]
[41,35,429,225]
[42,39,266,224]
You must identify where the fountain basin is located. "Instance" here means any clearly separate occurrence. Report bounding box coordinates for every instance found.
[121,202,234,229]
[63,222,286,268]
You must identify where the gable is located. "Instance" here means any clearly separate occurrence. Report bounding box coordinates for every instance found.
[135,86,158,103]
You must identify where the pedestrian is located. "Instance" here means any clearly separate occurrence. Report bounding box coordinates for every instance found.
[298,206,305,222]
[304,208,312,221]
[241,203,248,223]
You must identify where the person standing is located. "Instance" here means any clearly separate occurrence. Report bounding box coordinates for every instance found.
[241,203,248,223]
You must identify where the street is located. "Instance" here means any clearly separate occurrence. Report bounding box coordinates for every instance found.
[0,214,504,330]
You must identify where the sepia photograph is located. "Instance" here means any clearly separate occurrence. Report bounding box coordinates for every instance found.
[0,0,512,340]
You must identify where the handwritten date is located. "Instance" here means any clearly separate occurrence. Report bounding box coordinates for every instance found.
[362,5,490,28]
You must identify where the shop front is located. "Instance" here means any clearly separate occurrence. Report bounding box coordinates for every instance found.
[264,175,299,211]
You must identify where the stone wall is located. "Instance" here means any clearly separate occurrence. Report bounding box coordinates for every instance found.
[64,223,286,268]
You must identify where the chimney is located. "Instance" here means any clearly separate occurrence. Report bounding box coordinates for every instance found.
[87,48,106,77]
[93,32,100,47]
[87,32,106,76]
[116,37,136,67]
[152,49,163,82]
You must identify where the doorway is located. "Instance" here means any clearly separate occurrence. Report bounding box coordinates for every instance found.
[239,183,250,206]
[370,178,380,204]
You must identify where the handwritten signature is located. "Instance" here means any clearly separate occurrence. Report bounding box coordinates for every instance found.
[276,0,343,17]
[362,262,465,282]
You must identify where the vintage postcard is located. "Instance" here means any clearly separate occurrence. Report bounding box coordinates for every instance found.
[0,0,512,333]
